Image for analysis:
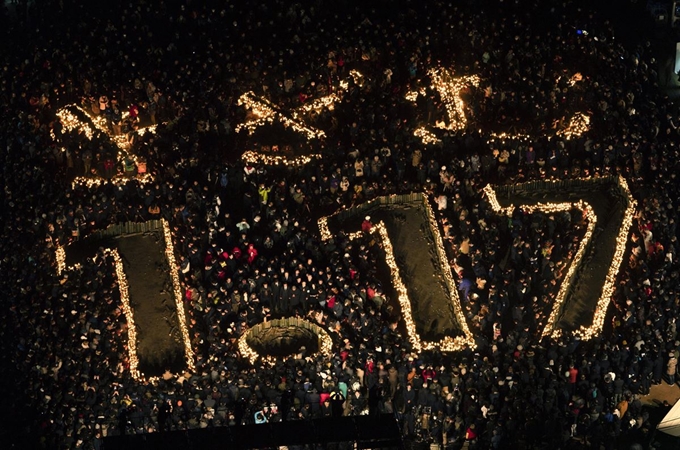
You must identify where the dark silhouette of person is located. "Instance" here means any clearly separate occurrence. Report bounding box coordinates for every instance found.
[118,407,129,435]
[234,397,247,426]
[158,400,172,432]
[280,389,292,421]
[368,383,382,416]
[330,390,345,418]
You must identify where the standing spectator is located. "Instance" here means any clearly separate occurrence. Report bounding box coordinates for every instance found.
[362,216,373,233]
[667,352,677,385]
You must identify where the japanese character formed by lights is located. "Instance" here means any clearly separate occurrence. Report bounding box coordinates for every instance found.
[54,104,158,188]
[406,67,590,145]
[236,71,365,166]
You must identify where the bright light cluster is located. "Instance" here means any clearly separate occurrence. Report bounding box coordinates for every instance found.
[406,67,479,144]
[556,112,590,139]
[55,245,66,276]
[483,116,589,144]
[109,125,158,153]
[54,104,156,189]
[318,215,332,241]
[414,127,440,145]
[482,116,589,146]
[487,132,533,145]
[241,150,317,167]
[235,91,327,139]
[349,70,364,87]
[109,248,142,381]
[238,317,333,365]
[567,176,636,340]
[404,87,427,102]
[237,329,259,364]
[162,219,196,373]
[482,184,509,214]
[340,69,365,89]
[56,108,97,140]
[236,71,365,144]
[483,184,597,338]
[54,244,82,275]
[561,72,583,86]
[293,94,340,116]
[428,68,479,131]
[71,172,154,189]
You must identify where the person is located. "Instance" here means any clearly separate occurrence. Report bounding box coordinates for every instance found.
[617,396,629,420]
[568,364,579,395]
[247,243,258,264]
[157,400,172,432]
[330,389,345,417]
[465,423,477,442]
[667,353,677,385]
[361,215,373,233]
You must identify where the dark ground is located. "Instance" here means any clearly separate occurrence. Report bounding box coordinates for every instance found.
[117,234,185,376]
[496,181,627,333]
[333,202,462,343]
[64,232,185,376]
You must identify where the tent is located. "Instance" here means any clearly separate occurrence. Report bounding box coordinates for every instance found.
[658,398,680,436]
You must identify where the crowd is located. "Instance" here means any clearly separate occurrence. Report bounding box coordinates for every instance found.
[2,0,680,449]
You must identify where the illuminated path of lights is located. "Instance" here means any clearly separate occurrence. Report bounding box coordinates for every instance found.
[486,176,636,339]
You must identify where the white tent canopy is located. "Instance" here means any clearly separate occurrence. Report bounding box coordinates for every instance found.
[658,398,680,436]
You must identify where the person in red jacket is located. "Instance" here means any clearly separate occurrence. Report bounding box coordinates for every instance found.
[568,363,578,395]
[361,215,373,233]
[128,103,139,122]
[337,54,345,75]
[465,424,477,441]
[365,358,375,376]
[247,243,258,264]
[232,246,242,260]
[422,366,436,383]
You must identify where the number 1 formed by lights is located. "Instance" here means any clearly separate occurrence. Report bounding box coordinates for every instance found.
[54,219,195,381]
